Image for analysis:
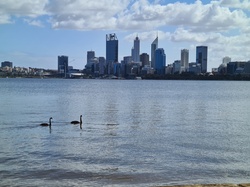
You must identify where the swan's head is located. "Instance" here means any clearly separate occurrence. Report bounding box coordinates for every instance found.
[80,115,82,118]
[50,117,53,120]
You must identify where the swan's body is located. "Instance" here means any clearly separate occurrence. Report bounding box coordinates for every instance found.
[40,117,52,126]
[71,115,82,125]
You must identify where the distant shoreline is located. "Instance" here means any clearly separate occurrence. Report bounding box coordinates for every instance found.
[157,183,250,187]
[1,74,250,81]
[141,74,250,81]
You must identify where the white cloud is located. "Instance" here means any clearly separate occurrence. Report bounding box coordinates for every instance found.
[24,19,44,27]
[1,0,249,32]
[45,0,130,30]
[1,0,250,69]
[119,0,249,32]
[170,28,222,43]
[0,0,48,23]
[220,0,250,10]
[125,30,171,41]
[0,13,12,24]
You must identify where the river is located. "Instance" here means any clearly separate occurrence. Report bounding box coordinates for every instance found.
[0,78,250,186]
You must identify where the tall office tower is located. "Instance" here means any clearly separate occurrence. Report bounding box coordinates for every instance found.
[140,53,149,67]
[106,33,118,74]
[155,48,166,75]
[58,55,68,77]
[223,56,231,64]
[87,51,95,63]
[181,49,189,71]
[132,36,140,62]
[151,36,158,69]
[99,57,106,75]
[196,46,208,73]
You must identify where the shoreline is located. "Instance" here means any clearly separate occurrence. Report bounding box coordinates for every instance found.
[157,184,250,187]
[1,76,250,81]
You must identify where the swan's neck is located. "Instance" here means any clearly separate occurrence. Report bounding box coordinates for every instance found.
[80,116,82,123]
[49,118,52,126]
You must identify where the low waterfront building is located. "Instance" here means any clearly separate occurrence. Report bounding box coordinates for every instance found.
[227,61,246,75]
[165,64,173,74]
[189,62,201,74]
[141,65,154,75]
[243,62,250,74]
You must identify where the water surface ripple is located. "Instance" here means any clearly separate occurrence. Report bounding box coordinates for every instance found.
[0,79,250,186]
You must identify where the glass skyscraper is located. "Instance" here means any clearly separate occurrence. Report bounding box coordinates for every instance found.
[151,36,158,69]
[155,48,166,75]
[140,53,149,67]
[196,46,208,73]
[181,49,189,71]
[106,33,118,63]
[58,55,68,77]
[87,51,95,63]
[132,36,140,63]
[106,33,118,75]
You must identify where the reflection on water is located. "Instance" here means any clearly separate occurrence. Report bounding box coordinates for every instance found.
[0,79,250,186]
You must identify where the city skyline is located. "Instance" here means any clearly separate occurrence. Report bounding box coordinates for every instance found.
[1,0,250,71]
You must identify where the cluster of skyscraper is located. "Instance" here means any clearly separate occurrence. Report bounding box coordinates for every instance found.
[58,33,208,78]
[3,32,250,78]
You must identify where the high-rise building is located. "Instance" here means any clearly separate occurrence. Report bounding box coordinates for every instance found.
[151,36,158,69]
[181,49,189,72]
[87,51,95,63]
[99,57,106,75]
[140,53,149,67]
[155,48,166,75]
[132,36,140,63]
[1,61,13,68]
[106,33,118,75]
[58,55,68,77]
[173,60,181,74]
[121,56,132,77]
[196,46,208,73]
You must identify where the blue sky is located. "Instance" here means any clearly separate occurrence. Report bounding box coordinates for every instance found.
[1,0,250,71]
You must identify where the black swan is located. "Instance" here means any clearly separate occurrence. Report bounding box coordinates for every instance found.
[71,115,82,124]
[40,117,53,126]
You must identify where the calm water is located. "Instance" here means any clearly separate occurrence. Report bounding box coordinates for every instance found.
[0,78,250,187]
